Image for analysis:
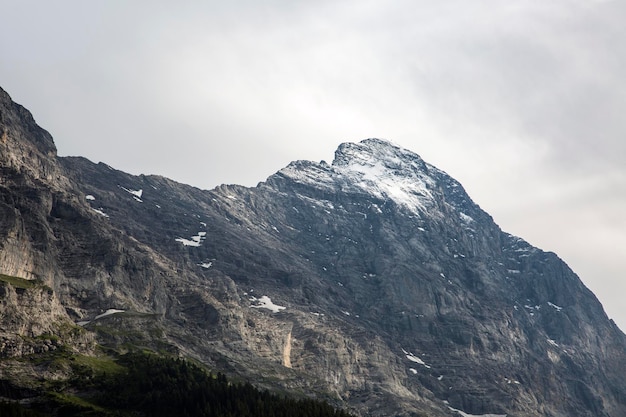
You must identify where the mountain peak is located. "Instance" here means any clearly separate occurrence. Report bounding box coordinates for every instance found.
[273,139,442,215]
[333,138,424,168]
[331,138,437,213]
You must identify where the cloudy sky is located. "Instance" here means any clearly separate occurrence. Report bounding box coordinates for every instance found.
[1,0,625,330]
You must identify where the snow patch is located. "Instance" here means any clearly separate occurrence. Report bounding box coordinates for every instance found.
[94,309,125,320]
[403,349,431,368]
[459,212,474,223]
[446,404,507,417]
[250,296,286,313]
[547,302,563,312]
[92,208,109,218]
[175,231,207,247]
[345,160,434,213]
[121,187,143,198]
[120,186,143,202]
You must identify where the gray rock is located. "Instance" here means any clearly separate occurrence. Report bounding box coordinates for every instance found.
[0,87,625,416]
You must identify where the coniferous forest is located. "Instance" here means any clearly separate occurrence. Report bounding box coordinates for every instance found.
[0,351,355,417]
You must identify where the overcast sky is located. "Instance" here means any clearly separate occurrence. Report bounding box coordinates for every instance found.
[1,0,625,330]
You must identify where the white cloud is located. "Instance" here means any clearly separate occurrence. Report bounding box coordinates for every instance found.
[1,0,624,329]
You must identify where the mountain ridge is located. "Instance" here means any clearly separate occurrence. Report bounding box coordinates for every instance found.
[1,87,625,416]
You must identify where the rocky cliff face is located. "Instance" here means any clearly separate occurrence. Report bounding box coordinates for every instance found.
[0,86,625,417]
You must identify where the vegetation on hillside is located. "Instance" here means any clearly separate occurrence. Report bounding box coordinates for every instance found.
[0,350,354,417]
[0,273,47,290]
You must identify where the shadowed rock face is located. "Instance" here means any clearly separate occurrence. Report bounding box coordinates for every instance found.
[1,87,625,417]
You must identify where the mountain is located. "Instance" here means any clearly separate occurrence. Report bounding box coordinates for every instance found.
[1,86,625,417]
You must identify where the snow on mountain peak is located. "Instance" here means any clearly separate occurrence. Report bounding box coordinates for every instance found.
[276,139,439,215]
[332,139,437,213]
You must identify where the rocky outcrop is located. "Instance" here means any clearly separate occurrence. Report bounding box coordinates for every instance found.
[0,275,93,358]
[0,87,61,185]
[0,87,625,416]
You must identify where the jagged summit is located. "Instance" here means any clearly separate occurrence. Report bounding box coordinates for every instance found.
[332,138,436,214]
[272,138,473,218]
[332,138,426,169]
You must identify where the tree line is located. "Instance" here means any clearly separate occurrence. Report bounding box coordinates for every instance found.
[1,350,355,417]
